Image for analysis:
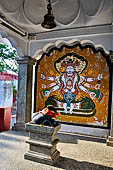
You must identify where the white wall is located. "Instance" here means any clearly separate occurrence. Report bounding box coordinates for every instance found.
[29,24,113,56]
[0,81,13,107]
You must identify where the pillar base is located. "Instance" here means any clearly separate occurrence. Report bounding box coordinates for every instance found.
[12,122,25,131]
[107,136,113,147]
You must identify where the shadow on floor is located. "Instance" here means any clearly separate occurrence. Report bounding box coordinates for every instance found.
[0,133,26,142]
[0,130,29,144]
[0,141,16,150]
[55,156,113,170]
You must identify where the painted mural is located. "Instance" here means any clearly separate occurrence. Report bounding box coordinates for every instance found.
[36,45,109,127]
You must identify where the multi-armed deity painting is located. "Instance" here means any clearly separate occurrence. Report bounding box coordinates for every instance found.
[35,44,110,127]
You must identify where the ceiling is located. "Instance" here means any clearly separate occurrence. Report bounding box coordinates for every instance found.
[0,0,113,34]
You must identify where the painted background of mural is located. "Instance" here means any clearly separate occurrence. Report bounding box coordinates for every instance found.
[36,45,109,127]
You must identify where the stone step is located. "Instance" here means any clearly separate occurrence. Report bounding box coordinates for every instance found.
[108,136,113,141]
[57,131,106,143]
[107,139,113,147]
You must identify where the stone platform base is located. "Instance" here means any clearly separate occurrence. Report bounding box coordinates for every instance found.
[107,136,113,147]
[24,150,60,165]
[24,123,61,165]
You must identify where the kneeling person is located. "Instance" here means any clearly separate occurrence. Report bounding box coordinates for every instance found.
[31,105,60,127]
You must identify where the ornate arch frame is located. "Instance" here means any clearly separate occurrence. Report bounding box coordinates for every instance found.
[34,40,111,129]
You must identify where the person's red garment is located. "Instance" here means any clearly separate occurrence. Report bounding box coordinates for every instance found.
[39,107,61,119]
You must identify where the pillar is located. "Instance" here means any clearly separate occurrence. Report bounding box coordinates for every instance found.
[13,56,36,131]
[107,50,113,146]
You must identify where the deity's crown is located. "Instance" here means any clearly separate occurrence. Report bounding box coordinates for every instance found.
[61,56,80,68]
[54,52,88,73]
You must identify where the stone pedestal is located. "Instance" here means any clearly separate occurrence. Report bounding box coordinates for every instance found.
[24,123,61,165]
[13,56,36,131]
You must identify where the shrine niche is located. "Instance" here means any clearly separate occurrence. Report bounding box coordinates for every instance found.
[34,43,111,127]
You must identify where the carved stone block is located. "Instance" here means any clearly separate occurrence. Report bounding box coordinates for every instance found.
[24,122,61,165]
